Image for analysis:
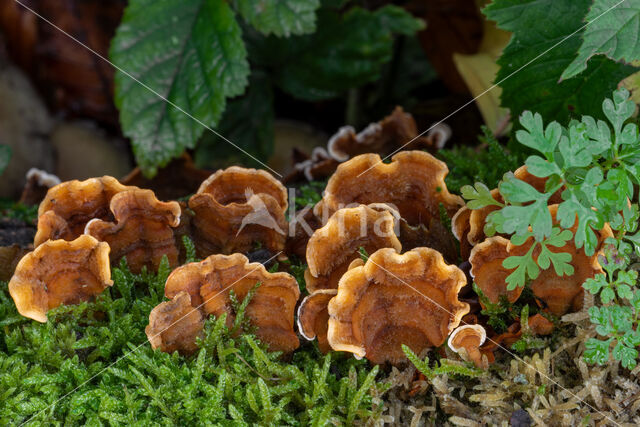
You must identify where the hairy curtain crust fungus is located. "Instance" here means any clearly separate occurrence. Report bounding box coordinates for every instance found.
[34,176,134,246]
[9,235,112,322]
[506,205,611,316]
[305,205,402,293]
[297,289,338,353]
[472,206,611,316]
[448,324,487,368]
[164,253,300,353]
[85,189,181,273]
[146,291,205,355]
[327,247,469,365]
[469,236,524,307]
[327,107,450,162]
[452,206,472,259]
[315,151,463,226]
[189,167,288,257]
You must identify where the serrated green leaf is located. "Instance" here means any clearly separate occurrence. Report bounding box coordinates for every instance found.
[260,5,424,101]
[601,286,616,303]
[195,72,274,169]
[558,124,593,169]
[516,112,562,155]
[583,274,607,295]
[499,171,552,204]
[111,0,249,177]
[484,0,636,124]
[525,155,561,178]
[584,338,611,365]
[562,0,640,80]
[461,182,502,209]
[236,0,320,37]
[613,341,638,369]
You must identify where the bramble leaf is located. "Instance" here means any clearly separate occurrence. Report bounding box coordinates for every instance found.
[111,0,249,177]
[236,0,320,37]
[484,0,635,124]
[263,5,424,101]
[562,1,640,80]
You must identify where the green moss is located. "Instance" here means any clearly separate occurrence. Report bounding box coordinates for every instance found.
[0,200,38,224]
[0,257,386,425]
[438,127,524,194]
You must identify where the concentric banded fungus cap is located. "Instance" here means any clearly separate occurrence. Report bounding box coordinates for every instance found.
[315,151,463,226]
[304,205,402,293]
[327,107,450,162]
[327,247,469,365]
[9,235,112,322]
[452,206,472,259]
[297,289,338,353]
[146,291,205,355]
[34,176,134,246]
[507,205,611,316]
[467,188,503,246]
[164,253,300,353]
[85,189,181,273]
[448,324,487,368]
[188,167,288,257]
[469,236,524,307]
[527,314,554,336]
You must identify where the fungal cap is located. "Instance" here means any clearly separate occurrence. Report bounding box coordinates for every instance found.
[327,247,469,365]
[296,289,338,353]
[469,236,524,305]
[84,188,181,272]
[447,324,487,367]
[34,175,134,246]
[189,167,288,255]
[164,253,301,353]
[9,235,112,322]
[317,151,463,226]
[305,205,402,293]
[146,291,205,355]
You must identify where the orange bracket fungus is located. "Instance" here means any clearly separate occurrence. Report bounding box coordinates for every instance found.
[188,167,288,257]
[146,291,205,355]
[327,247,469,365]
[85,189,181,273]
[452,206,472,259]
[162,253,300,353]
[297,289,338,353]
[34,175,134,246]
[448,324,487,368]
[9,235,112,322]
[471,206,611,316]
[469,236,524,306]
[527,314,554,336]
[315,151,463,226]
[305,205,402,293]
[327,107,450,162]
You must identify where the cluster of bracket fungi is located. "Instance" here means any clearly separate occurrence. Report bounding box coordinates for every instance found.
[6,110,609,369]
